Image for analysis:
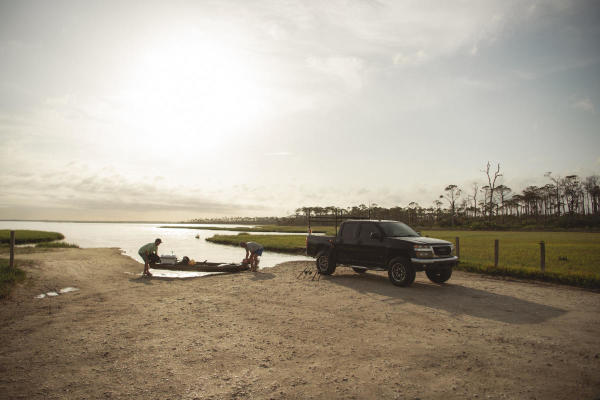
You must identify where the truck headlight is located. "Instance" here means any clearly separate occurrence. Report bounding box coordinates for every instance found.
[414,244,433,258]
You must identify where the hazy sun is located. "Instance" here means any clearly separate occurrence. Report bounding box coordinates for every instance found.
[121,33,266,149]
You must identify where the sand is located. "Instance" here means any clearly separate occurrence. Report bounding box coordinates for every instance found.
[1,247,599,399]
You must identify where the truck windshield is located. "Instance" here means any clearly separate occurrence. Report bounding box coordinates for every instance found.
[379,222,419,237]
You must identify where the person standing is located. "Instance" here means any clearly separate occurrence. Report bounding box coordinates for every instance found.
[138,238,162,277]
[240,241,263,272]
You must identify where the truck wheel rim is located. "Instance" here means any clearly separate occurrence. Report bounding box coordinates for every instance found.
[317,256,328,271]
[392,263,406,282]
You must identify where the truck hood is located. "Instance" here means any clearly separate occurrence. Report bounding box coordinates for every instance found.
[388,236,451,246]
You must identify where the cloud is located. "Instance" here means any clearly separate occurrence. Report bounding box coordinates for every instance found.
[264,151,292,156]
[0,168,269,219]
[393,50,428,67]
[306,56,365,91]
[572,97,595,113]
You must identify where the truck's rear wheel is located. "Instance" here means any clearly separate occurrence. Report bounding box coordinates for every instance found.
[388,257,416,287]
[425,268,452,284]
[316,250,336,275]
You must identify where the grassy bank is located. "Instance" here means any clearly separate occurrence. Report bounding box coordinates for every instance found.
[455,261,600,289]
[206,230,600,288]
[162,225,335,235]
[0,230,64,244]
[35,242,79,248]
[206,233,307,254]
[0,258,26,298]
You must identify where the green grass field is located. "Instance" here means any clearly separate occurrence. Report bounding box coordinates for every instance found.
[206,230,600,288]
[0,230,64,244]
[421,230,600,276]
[162,225,336,235]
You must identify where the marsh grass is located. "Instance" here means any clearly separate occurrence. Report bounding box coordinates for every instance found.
[35,242,79,248]
[0,230,64,244]
[0,258,26,298]
[206,233,307,254]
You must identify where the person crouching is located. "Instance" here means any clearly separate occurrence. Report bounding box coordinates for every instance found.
[240,241,263,272]
[138,238,162,277]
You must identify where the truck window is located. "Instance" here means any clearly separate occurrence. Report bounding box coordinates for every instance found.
[359,223,379,241]
[341,222,359,241]
[379,221,419,237]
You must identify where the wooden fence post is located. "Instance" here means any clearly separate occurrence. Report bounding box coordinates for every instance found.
[9,230,15,269]
[455,237,460,258]
[540,241,546,273]
[494,239,499,267]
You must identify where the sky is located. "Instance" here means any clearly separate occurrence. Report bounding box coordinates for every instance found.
[1,0,599,221]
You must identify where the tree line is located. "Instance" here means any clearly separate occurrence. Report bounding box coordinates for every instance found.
[292,163,600,229]
[189,162,600,230]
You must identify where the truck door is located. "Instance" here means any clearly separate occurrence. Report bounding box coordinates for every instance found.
[355,222,386,266]
[336,222,360,264]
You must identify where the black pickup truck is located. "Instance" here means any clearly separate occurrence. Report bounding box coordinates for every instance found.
[306,220,458,287]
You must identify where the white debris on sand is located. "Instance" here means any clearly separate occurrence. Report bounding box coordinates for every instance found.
[59,287,79,293]
[35,287,79,299]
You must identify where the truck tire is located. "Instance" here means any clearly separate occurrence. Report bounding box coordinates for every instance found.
[388,257,416,287]
[316,250,336,275]
[425,268,452,284]
[352,267,367,274]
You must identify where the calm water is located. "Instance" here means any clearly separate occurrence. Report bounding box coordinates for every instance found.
[0,221,311,273]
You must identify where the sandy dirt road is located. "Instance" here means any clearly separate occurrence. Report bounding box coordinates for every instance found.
[1,248,599,399]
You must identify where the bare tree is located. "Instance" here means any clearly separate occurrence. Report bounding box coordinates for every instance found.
[441,184,461,227]
[545,172,564,217]
[471,182,480,218]
[482,162,502,223]
[583,175,600,215]
[495,184,511,222]
[563,175,582,215]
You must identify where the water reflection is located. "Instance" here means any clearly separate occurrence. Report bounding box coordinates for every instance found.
[0,221,311,268]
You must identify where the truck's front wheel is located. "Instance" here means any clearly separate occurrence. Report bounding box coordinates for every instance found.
[316,250,336,275]
[425,268,452,284]
[388,257,416,287]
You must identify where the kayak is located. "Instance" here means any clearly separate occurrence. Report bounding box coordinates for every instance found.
[150,261,249,273]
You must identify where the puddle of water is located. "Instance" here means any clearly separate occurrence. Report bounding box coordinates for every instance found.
[46,292,59,297]
[35,294,46,299]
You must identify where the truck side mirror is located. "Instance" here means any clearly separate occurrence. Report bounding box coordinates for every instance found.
[370,232,381,240]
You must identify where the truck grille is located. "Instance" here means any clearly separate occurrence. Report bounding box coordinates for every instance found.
[433,246,451,257]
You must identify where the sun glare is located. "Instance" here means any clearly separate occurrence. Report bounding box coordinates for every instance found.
[122,35,266,149]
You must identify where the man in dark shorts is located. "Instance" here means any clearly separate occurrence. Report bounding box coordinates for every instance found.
[138,238,162,277]
[240,241,263,272]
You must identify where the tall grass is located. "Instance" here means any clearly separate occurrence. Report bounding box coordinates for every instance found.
[0,258,26,298]
[35,242,79,248]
